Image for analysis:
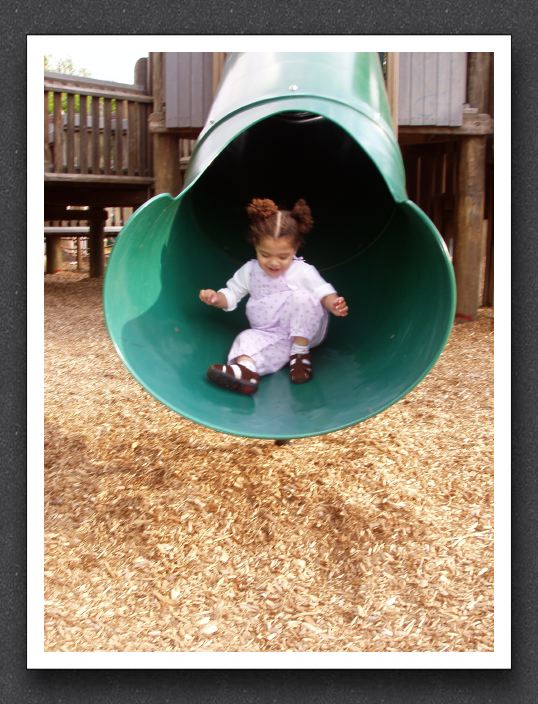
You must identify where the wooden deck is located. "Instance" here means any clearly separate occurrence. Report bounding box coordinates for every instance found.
[44,67,155,276]
[44,53,493,316]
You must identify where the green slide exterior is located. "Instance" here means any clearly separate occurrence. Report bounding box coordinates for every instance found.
[103,52,456,439]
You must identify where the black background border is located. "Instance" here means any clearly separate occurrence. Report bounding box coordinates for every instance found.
[3,1,536,702]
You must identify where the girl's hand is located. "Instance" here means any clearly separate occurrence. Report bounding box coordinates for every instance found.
[199,289,225,308]
[332,296,349,316]
[324,294,349,317]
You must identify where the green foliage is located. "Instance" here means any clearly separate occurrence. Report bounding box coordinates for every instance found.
[44,55,91,77]
[45,55,92,115]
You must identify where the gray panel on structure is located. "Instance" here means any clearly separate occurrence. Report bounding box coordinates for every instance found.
[398,53,411,125]
[164,52,214,129]
[449,53,467,126]
[398,52,467,126]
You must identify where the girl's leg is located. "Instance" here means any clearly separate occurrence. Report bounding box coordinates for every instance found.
[206,359,260,394]
[278,291,327,383]
[206,332,264,395]
[235,354,256,371]
[278,290,327,346]
[228,329,291,375]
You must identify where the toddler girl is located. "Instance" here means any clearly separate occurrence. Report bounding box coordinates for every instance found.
[199,198,348,394]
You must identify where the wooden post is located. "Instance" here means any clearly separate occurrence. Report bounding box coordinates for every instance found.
[212,53,226,95]
[134,57,149,92]
[76,237,82,271]
[45,235,63,274]
[151,52,181,196]
[484,225,494,306]
[452,51,493,319]
[153,133,181,195]
[467,53,492,114]
[88,208,107,278]
[452,135,487,320]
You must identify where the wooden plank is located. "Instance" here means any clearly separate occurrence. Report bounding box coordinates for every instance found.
[178,53,192,127]
[44,207,96,220]
[398,53,411,125]
[45,186,152,208]
[164,52,214,129]
[482,147,494,306]
[44,92,52,171]
[66,93,75,172]
[203,52,214,122]
[146,103,154,176]
[79,95,88,174]
[134,57,149,91]
[44,226,122,235]
[436,53,451,125]
[151,52,164,113]
[45,172,153,185]
[45,70,146,90]
[190,54,204,127]
[442,141,457,256]
[467,52,492,113]
[103,98,112,174]
[423,53,437,125]
[138,102,148,176]
[127,100,137,176]
[449,53,467,126]
[114,102,123,175]
[399,52,468,127]
[419,148,434,216]
[453,135,487,319]
[53,92,64,172]
[403,146,419,201]
[88,208,107,277]
[91,95,100,174]
[153,132,180,195]
[212,52,226,94]
[45,235,63,273]
[409,53,425,125]
[164,53,181,128]
[432,145,446,233]
[398,111,493,137]
[44,80,152,102]
[205,52,214,122]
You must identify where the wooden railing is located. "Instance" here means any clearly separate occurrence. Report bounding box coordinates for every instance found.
[44,71,154,182]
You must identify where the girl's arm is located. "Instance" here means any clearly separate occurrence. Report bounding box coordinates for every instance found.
[290,262,349,316]
[199,261,252,311]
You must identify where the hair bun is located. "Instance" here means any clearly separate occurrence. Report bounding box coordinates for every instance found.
[246,198,279,221]
[291,198,314,235]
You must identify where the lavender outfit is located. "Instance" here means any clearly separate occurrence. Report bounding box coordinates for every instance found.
[218,258,337,376]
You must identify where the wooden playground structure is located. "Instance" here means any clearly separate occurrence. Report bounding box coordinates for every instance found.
[43,52,495,654]
[44,52,493,320]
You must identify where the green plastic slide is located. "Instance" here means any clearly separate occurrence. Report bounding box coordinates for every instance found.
[103,52,456,439]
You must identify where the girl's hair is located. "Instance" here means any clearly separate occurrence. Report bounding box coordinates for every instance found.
[245,198,314,248]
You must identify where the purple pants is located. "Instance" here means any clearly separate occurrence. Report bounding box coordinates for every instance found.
[228,288,328,376]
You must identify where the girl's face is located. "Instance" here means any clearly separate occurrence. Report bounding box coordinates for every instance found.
[255,235,298,277]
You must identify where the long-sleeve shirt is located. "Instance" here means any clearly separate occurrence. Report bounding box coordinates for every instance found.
[218,258,337,312]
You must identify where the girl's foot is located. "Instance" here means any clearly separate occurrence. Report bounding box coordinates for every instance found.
[207,363,260,394]
[289,353,313,384]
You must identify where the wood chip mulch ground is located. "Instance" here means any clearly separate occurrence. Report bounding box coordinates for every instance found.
[44,272,494,653]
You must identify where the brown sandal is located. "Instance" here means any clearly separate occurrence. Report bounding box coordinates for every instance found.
[289,353,313,384]
[207,362,260,394]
